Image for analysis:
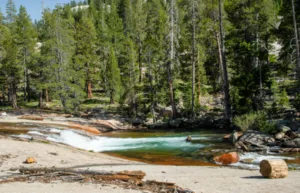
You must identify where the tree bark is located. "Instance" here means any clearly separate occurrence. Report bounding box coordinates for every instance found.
[110,91,114,104]
[138,37,143,84]
[260,159,288,179]
[45,88,49,102]
[148,51,156,123]
[198,75,201,106]
[26,68,30,102]
[11,81,18,109]
[23,50,27,102]
[218,0,231,121]
[291,0,300,80]
[168,0,177,118]
[87,82,93,99]
[191,0,196,117]
[38,90,43,108]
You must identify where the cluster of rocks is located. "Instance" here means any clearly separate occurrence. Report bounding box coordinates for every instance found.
[225,125,300,153]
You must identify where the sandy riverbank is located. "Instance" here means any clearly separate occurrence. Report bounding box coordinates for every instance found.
[0,136,300,193]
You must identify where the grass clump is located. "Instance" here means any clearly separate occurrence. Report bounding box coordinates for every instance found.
[233,111,276,134]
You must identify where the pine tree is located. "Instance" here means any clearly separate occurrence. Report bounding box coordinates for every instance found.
[143,0,168,118]
[132,0,146,83]
[291,0,300,80]
[1,31,20,108]
[15,6,37,102]
[5,0,17,24]
[41,6,81,112]
[225,0,274,114]
[73,16,98,99]
[167,0,179,118]
[107,46,121,104]
[218,0,231,121]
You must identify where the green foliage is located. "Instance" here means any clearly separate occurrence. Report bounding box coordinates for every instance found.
[271,80,290,108]
[107,47,122,104]
[278,89,289,107]
[233,111,276,134]
[225,0,275,114]
[292,94,300,111]
[0,0,296,118]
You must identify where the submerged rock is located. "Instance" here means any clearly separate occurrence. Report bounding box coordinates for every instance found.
[213,152,240,165]
[186,135,192,142]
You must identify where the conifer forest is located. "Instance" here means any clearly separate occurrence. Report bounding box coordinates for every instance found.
[0,0,300,125]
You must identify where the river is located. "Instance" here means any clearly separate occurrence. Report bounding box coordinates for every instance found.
[1,122,299,170]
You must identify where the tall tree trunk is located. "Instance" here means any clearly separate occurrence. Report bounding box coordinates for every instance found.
[191,0,196,117]
[110,92,114,104]
[45,88,49,102]
[198,76,201,106]
[138,37,143,83]
[23,49,27,102]
[148,51,156,123]
[291,0,300,80]
[168,0,177,118]
[11,81,18,109]
[26,68,30,102]
[38,90,43,108]
[218,0,231,121]
[87,82,93,99]
[1,86,5,102]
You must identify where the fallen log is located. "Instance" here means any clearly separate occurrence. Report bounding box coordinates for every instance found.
[18,167,145,179]
[18,116,44,121]
[1,167,193,193]
[68,123,101,134]
[259,159,288,179]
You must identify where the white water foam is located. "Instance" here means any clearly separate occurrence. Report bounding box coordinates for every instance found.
[49,128,62,133]
[232,152,295,170]
[28,131,46,136]
[11,134,32,139]
[45,130,206,152]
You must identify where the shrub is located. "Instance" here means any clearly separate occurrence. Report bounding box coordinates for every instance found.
[278,89,289,108]
[292,94,300,111]
[233,111,276,134]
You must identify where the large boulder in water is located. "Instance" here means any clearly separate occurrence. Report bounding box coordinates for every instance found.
[282,138,300,148]
[239,130,275,147]
[213,152,240,165]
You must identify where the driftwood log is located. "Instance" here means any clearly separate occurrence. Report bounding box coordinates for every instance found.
[18,116,44,121]
[259,160,288,179]
[1,167,194,193]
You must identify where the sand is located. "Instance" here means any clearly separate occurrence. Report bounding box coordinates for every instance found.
[0,137,300,193]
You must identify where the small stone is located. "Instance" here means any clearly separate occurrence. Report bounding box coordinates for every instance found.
[275,132,285,140]
[240,158,254,164]
[186,135,192,142]
[24,157,36,164]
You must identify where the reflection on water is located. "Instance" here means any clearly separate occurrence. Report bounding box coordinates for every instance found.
[1,122,300,169]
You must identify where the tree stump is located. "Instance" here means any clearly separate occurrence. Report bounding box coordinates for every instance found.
[259,160,288,179]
